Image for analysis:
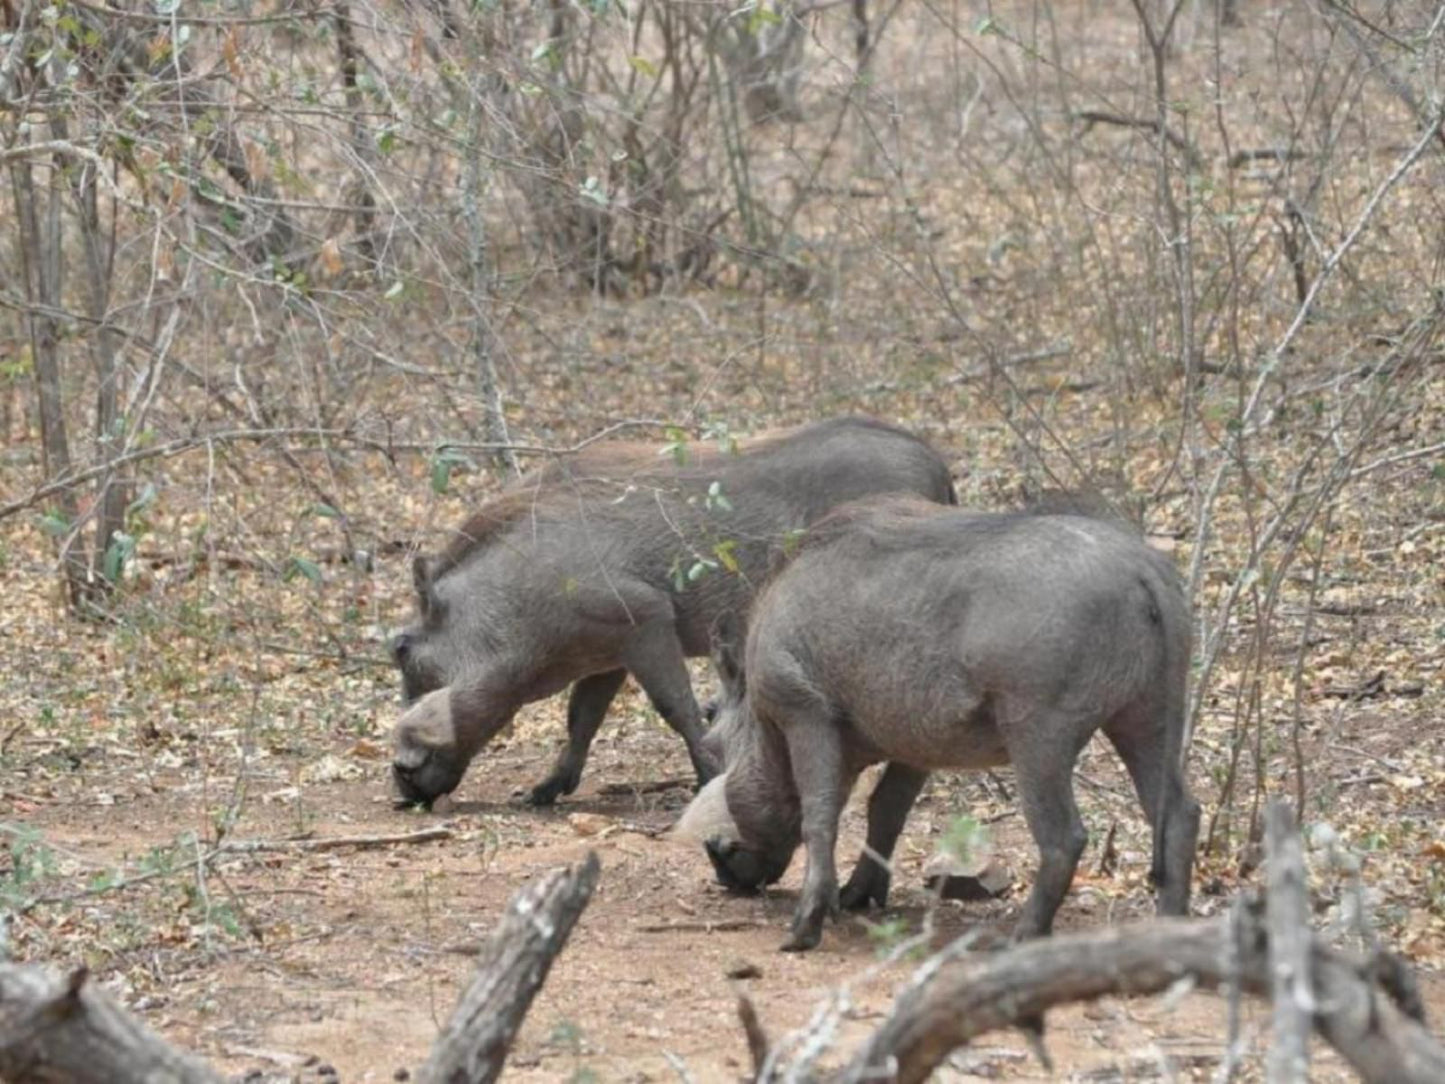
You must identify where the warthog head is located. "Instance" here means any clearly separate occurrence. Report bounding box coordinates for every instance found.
[673,615,801,891]
[390,554,518,805]
[391,687,470,805]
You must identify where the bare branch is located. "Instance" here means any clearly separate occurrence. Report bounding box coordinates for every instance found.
[418,852,601,1084]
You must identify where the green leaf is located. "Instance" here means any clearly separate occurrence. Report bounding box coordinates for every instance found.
[940,814,988,867]
[706,480,733,513]
[627,55,659,79]
[102,531,136,584]
[428,448,476,495]
[713,539,739,574]
[686,558,717,582]
[659,425,690,466]
[746,3,781,34]
[39,511,71,538]
[311,502,342,519]
[579,175,608,208]
[431,457,453,494]
[284,556,323,585]
[126,482,158,519]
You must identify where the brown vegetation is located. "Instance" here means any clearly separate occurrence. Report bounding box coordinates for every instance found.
[2,0,1443,1077]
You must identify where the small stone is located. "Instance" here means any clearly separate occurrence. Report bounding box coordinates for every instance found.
[924,858,1013,901]
[348,738,387,760]
[393,1070,411,1082]
[725,959,762,980]
[568,812,612,837]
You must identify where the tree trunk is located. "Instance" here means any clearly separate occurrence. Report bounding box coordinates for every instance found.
[9,153,85,609]
[63,119,129,595]
[459,55,518,476]
[335,0,378,265]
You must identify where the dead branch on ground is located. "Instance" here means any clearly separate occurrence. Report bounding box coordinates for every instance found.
[742,799,1442,1083]
[218,825,455,853]
[0,966,226,1084]
[0,853,601,1084]
[418,851,600,1083]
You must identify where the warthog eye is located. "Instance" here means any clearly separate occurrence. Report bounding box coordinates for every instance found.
[391,631,414,664]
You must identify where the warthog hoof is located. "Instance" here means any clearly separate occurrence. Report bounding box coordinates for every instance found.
[838,863,890,911]
[781,911,827,952]
[781,888,837,951]
[525,772,579,807]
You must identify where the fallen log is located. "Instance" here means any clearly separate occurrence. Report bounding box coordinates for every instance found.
[0,852,602,1084]
[1265,799,1313,1083]
[0,966,225,1084]
[818,798,1444,1084]
[827,910,1443,1084]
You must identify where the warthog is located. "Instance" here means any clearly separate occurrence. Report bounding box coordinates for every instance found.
[676,495,1200,951]
[391,418,955,807]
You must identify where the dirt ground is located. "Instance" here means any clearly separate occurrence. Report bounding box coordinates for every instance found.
[8,664,1444,1082]
[4,0,1445,1077]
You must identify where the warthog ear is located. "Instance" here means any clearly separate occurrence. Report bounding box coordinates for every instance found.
[709,611,745,693]
[412,554,440,616]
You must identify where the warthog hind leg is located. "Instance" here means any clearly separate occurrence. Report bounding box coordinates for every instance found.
[1103,707,1200,917]
[624,624,718,789]
[528,669,628,806]
[839,762,928,911]
[1004,702,1091,940]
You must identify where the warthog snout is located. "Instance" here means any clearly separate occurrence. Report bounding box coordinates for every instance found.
[704,837,788,893]
[392,755,466,808]
[392,688,467,806]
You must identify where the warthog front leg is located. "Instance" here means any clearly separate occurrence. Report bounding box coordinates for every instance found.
[839,762,928,911]
[528,669,628,806]
[779,710,850,952]
[623,625,719,788]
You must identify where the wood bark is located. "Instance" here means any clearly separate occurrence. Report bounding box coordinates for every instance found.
[9,149,84,609]
[0,965,225,1084]
[0,853,601,1084]
[835,906,1444,1084]
[62,115,129,596]
[334,0,378,265]
[419,851,601,1084]
[1265,799,1312,1083]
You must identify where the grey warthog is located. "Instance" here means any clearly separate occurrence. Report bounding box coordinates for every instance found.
[390,418,956,807]
[675,495,1200,951]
